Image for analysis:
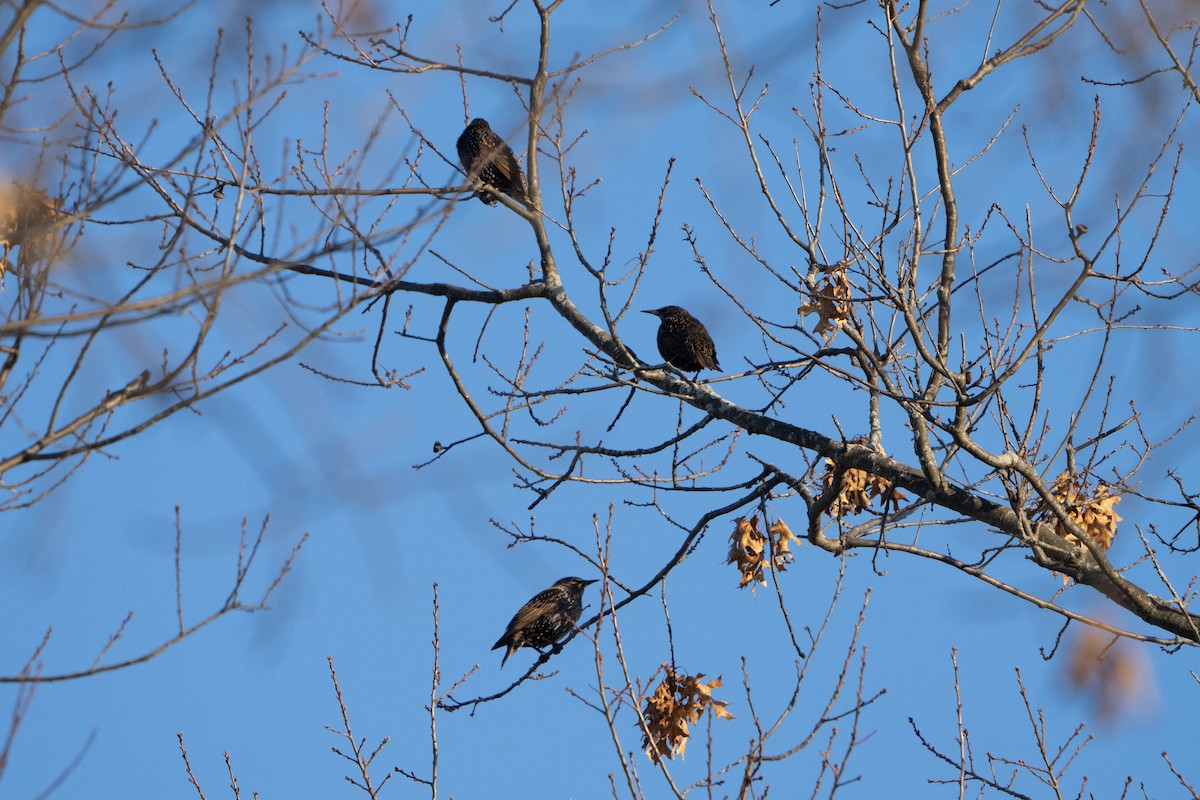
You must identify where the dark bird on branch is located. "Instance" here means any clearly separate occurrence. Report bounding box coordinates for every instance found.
[643,305,721,372]
[456,118,528,207]
[492,577,596,667]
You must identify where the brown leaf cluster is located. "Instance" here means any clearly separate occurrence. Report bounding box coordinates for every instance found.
[820,459,906,517]
[1066,626,1152,723]
[798,265,853,340]
[1035,470,1122,556]
[726,516,799,590]
[0,182,62,280]
[641,663,733,763]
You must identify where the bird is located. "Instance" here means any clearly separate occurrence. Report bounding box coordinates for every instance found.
[642,305,721,372]
[492,576,596,668]
[456,118,528,207]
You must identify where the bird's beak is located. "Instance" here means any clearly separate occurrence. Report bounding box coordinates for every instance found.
[583,579,599,586]
[641,309,658,316]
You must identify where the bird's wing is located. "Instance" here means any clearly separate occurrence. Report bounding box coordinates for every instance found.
[504,588,556,632]
[492,147,524,187]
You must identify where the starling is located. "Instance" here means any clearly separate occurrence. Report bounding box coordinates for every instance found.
[643,305,721,372]
[456,118,528,207]
[492,576,596,668]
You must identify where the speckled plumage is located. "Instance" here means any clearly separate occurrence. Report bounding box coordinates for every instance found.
[643,306,721,372]
[492,577,595,667]
[456,118,527,207]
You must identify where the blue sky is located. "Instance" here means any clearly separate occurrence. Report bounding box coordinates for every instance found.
[2,0,1199,797]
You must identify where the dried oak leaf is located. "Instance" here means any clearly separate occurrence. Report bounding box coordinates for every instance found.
[1036,470,1122,550]
[641,664,733,763]
[727,516,767,589]
[1033,470,1122,583]
[819,459,906,517]
[1066,625,1151,723]
[726,516,799,589]
[0,182,61,277]
[769,518,799,572]
[798,265,853,341]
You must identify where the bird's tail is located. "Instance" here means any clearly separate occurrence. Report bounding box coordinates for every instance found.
[492,636,515,668]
